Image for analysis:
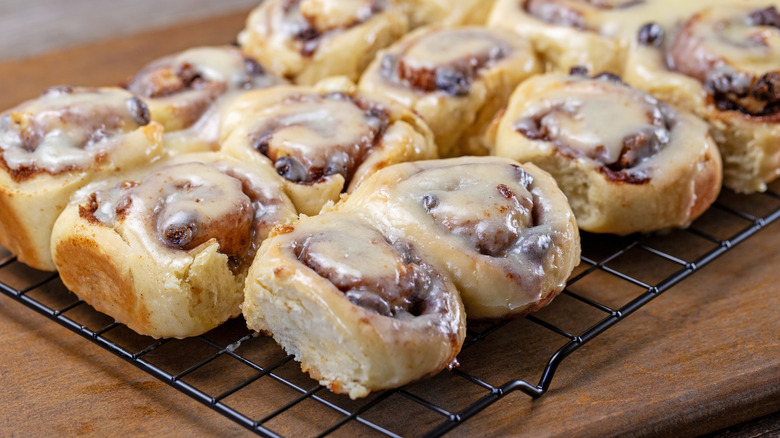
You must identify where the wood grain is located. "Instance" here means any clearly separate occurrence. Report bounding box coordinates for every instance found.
[0,11,778,437]
[0,0,259,60]
[0,10,250,110]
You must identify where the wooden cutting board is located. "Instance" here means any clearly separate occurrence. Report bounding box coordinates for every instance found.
[0,10,778,437]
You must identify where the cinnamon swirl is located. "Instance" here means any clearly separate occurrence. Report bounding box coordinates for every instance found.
[624,2,780,192]
[359,26,542,157]
[239,0,408,85]
[344,157,580,320]
[219,78,437,216]
[492,72,722,235]
[51,152,297,338]
[0,86,163,271]
[124,46,283,153]
[243,213,465,399]
[488,0,647,75]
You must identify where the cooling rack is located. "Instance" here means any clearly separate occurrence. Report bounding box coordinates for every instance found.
[1,183,779,437]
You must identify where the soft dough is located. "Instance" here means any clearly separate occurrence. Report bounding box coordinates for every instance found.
[239,0,409,85]
[243,213,466,399]
[487,0,648,75]
[124,46,284,153]
[343,156,581,320]
[359,26,542,157]
[51,152,297,338]
[623,2,780,192]
[393,0,497,27]
[491,72,723,235]
[0,86,163,271]
[219,77,437,216]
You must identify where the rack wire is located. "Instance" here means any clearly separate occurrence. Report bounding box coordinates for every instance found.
[1,183,779,437]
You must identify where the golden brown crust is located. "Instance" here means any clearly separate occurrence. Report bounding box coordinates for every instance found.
[51,152,298,339]
[689,148,723,221]
[56,233,150,333]
[0,188,37,267]
[0,87,165,270]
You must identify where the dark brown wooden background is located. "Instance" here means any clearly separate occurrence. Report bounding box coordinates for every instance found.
[0,8,778,437]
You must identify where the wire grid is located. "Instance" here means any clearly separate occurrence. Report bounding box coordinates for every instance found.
[1,183,779,437]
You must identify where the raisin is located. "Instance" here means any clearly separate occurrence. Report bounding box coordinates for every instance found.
[253,131,274,156]
[126,97,151,126]
[748,6,780,28]
[435,68,471,96]
[422,194,439,211]
[752,72,780,102]
[244,57,265,76]
[637,22,664,46]
[569,65,589,76]
[275,156,309,182]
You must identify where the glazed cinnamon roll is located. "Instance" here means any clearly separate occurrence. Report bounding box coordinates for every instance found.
[124,46,283,153]
[238,0,408,85]
[487,0,649,75]
[344,157,580,320]
[0,86,163,271]
[392,0,497,27]
[491,72,722,234]
[51,152,297,339]
[624,3,780,192]
[243,213,465,399]
[359,26,542,157]
[219,78,437,216]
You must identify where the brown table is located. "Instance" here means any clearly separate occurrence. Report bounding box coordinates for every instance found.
[0,10,778,437]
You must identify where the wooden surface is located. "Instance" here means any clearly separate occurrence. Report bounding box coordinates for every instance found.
[0,10,779,438]
[0,0,259,60]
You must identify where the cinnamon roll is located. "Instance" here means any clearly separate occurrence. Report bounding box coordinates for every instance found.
[243,213,465,399]
[623,3,780,192]
[392,0,497,27]
[124,46,283,153]
[491,72,722,235]
[487,0,647,75]
[0,86,163,271]
[359,26,542,157]
[219,78,437,216]
[238,0,408,85]
[51,152,297,339]
[344,157,581,320]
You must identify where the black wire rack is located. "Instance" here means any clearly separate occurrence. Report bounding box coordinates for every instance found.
[1,182,779,437]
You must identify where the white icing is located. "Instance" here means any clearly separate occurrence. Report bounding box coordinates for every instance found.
[402,29,506,69]
[268,99,371,160]
[517,78,669,165]
[299,0,382,30]
[683,5,780,76]
[0,88,139,174]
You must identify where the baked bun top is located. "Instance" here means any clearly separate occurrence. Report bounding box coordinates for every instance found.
[76,153,296,271]
[666,5,780,118]
[124,46,282,131]
[509,72,675,183]
[375,26,536,97]
[0,86,154,182]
